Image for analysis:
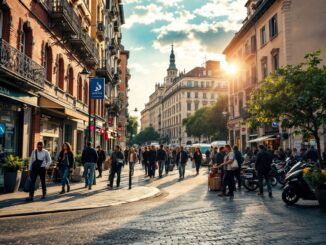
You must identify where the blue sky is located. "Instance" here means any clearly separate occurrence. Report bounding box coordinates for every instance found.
[122,0,247,118]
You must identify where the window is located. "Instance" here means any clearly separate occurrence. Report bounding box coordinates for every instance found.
[269,14,278,38]
[78,77,83,101]
[260,26,266,46]
[203,93,207,99]
[187,102,191,111]
[187,80,192,87]
[206,81,209,87]
[195,102,199,110]
[271,49,280,71]
[261,58,268,79]
[194,81,198,87]
[84,81,88,105]
[58,57,64,90]
[43,44,53,83]
[211,93,215,99]
[195,92,198,98]
[201,82,204,88]
[67,67,74,95]
[187,92,191,98]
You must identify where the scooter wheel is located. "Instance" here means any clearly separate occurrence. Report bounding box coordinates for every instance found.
[271,177,278,187]
[243,179,258,191]
[282,185,299,205]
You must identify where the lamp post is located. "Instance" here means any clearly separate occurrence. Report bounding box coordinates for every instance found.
[80,67,91,145]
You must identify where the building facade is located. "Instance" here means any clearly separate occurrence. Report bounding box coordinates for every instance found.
[0,0,128,161]
[141,46,228,145]
[224,0,326,152]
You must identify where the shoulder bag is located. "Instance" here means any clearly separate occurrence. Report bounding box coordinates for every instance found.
[32,150,43,172]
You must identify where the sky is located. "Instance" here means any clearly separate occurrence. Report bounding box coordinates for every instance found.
[122,0,247,119]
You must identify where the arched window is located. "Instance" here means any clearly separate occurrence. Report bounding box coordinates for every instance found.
[84,81,88,105]
[0,8,10,42]
[77,76,83,101]
[20,22,33,58]
[67,67,74,95]
[43,44,53,83]
[58,57,64,90]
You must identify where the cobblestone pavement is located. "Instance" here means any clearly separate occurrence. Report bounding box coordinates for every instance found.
[0,165,325,245]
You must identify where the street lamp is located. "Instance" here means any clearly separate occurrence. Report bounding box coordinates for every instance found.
[80,67,91,144]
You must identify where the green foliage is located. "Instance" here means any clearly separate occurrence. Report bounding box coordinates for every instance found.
[129,127,160,146]
[2,155,24,172]
[303,165,326,190]
[247,51,326,163]
[126,116,139,142]
[74,153,83,167]
[183,96,228,141]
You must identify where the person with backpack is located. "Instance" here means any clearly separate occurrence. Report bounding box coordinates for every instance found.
[26,141,52,202]
[233,145,243,190]
[96,145,106,178]
[108,145,125,189]
[57,142,74,194]
[81,142,98,190]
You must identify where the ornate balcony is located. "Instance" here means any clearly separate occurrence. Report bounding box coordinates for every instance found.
[70,29,99,66]
[47,0,79,36]
[0,38,45,91]
[96,59,113,82]
[96,22,104,41]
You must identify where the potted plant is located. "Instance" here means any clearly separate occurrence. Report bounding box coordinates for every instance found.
[303,165,326,208]
[3,155,24,193]
[71,153,84,182]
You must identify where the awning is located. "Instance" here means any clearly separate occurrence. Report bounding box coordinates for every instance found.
[248,135,277,143]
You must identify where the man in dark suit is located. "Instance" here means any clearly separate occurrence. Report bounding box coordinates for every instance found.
[255,145,273,197]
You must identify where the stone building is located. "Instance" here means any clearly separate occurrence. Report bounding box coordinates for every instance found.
[141,46,228,145]
[223,0,326,152]
[0,0,127,160]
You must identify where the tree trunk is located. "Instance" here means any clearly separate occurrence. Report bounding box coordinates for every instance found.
[313,132,324,167]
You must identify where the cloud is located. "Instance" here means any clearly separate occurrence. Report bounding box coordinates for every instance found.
[156,0,183,6]
[124,4,174,29]
[129,63,149,74]
[130,46,145,51]
[122,0,140,4]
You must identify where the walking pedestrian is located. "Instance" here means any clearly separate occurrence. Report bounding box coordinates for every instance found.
[143,146,149,176]
[255,145,273,197]
[108,145,125,189]
[205,147,211,166]
[218,145,236,198]
[165,147,172,175]
[57,142,74,194]
[26,142,52,202]
[96,145,106,178]
[215,147,225,188]
[156,144,166,178]
[128,147,137,176]
[124,147,129,163]
[233,145,243,190]
[148,146,157,178]
[193,147,202,176]
[81,142,98,190]
[176,146,188,180]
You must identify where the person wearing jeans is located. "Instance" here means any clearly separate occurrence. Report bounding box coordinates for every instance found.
[26,141,52,202]
[156,145,166,178]
[81,142,98,190]
[57,142,74,194]
[128,147,137,176]
[255,145,273,197]
[176,146,188,180]
[109,145,125,188]
[148,146,157,178]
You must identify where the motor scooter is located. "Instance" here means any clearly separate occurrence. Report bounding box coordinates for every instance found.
[282,162,316,205]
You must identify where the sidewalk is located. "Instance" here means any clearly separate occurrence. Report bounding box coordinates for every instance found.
[0,165,160,218]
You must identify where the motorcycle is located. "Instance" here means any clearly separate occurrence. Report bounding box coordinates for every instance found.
[241,165,277,191]
[282,161,316,205]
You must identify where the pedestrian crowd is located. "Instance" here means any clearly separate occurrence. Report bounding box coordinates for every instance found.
[25,140,324,202]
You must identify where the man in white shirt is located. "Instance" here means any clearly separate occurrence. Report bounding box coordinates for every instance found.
[26,141,52,202]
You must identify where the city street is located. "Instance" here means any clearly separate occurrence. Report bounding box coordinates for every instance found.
[0,165,325,245]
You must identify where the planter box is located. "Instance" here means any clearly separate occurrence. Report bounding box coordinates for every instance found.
[4,170,21,193]
[71,166,84,182]
[316,188,326,209]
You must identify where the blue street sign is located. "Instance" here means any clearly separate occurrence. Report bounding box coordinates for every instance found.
[90,78,105,99]
[0,123,5,137]
[272,122,279,128]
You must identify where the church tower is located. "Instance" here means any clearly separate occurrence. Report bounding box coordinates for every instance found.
[164,44,178,85]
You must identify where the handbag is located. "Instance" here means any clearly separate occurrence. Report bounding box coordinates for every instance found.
[32,150,43,172]
[231,159,239,170]
[23,176,31,192]
[117,158,124,165]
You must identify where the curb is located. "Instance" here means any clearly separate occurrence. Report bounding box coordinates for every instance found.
[0,188,162,219]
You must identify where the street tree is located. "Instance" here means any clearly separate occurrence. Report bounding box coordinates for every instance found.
[247,51,326,163]
[126,116,138,141]
[129,127,160,146]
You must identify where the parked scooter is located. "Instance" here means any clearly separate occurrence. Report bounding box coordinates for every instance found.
[282,161,316,205]
[271,157,297,186]
[242,164,277,191]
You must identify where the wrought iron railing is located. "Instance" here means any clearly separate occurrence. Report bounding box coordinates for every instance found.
[47,0,80,35]
[0,38,45,88]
